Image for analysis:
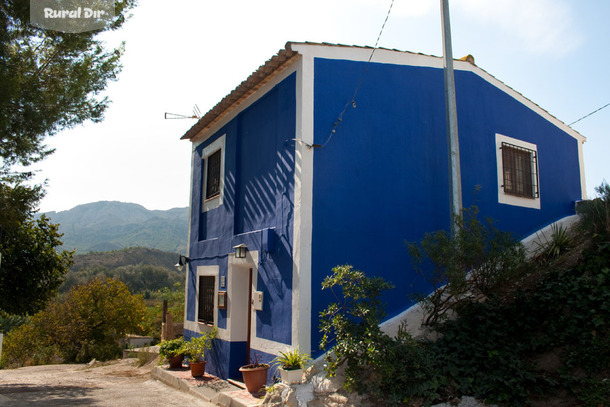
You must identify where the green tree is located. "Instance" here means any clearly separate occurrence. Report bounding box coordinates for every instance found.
[0,214,73,315]
[0,0,137,172]
[0,0,137,314]
[1,277,146,366]
[38,277,146,362]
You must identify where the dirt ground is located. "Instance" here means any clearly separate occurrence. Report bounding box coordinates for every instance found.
[0,357,215,406]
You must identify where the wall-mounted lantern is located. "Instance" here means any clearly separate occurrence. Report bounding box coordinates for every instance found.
[174,255,189,272]
[233,243,247,258]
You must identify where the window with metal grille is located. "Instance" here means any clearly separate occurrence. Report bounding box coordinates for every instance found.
[501,142,538,199]
[205,149,221,200]
[198,275,215,324]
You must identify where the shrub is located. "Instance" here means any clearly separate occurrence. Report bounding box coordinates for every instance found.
[578,181,610,241]
[1,277,146,366]
[319,265,446,405]
[0,323,56,368]
[158,337,185,360]
[407,206,528,325]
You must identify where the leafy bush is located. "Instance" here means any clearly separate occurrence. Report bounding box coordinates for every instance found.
[319,265,393,388]
[158,337,185,360]
[319,192,609,405]
[319,265,446,405]
[0,323,57,368]
[181,328,217,362]
[578,181,610,241]
[1,278,146,366]
[408,206,527,325]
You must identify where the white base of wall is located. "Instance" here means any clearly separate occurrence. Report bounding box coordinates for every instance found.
[380,214,581,339]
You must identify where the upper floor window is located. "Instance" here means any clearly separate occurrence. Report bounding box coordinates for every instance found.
[495,133,540,209]
[201,135,225,212]
[205,149,222,199]
[501,142,538,199]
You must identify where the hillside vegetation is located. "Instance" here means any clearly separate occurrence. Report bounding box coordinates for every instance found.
[320,183,610,407]
[60,247,183,295]
[42,201,188,254]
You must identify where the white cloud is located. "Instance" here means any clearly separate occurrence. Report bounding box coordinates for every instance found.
[453,0,583,56]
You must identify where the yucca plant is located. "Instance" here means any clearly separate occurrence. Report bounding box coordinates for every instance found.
[272,347,311,371]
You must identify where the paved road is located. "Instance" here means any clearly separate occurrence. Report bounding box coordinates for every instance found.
[0,358,215,406]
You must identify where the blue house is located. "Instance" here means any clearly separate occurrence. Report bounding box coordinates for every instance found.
[180,42,586,380]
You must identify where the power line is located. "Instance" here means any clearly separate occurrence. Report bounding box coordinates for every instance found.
[312,0,395,149]
[569,102,610,126]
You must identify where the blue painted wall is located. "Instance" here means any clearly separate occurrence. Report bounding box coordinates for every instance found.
[309,58,582,356]
[186,73,297,379]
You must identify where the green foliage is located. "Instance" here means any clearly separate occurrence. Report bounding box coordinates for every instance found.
[0,181,43,230]
[319,265,445,405]
[319,265,394,386]
[1,277,146,366]
[578,181,610,242]
[319,193,609,405]
[0,311,28,333]
[407,206,527,325]
[431,238,609,406]
[180,328,217,362]
[272,347,311,370]
[142,282,185,339]
[158,337,185,360]
[0,322,57,368]
[534,223,573,262]
[0,0,137,173]
[61,263,183,294]
[0,214,73,315]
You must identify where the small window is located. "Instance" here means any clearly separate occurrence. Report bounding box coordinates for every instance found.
[205,149,221,200]
[495,134,540,209]
[198,275,215,324]
[201,135,225,213]
[501,142,538,199]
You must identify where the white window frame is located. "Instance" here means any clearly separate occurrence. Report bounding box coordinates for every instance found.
[495,133,540,209]
[202,135,225,212]
[196,265,218,327]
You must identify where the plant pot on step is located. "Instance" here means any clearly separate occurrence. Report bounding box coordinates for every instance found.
[189,360,206,377]
[239,363,270,393]
[278,367,304,385]
[168,354,184,369]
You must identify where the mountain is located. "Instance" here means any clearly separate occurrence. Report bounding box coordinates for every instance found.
[42,201,188,254]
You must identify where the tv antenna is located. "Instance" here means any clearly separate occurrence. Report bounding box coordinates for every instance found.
[164,104,202,120]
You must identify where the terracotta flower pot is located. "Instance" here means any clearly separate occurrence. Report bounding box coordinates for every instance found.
[239,365,269,393]
[189,361,206,377]
[168,354,184,369]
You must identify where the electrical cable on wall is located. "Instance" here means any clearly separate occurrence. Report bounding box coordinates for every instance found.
[295,0,395,149]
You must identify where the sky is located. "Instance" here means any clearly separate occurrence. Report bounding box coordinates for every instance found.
[32,0,610,213]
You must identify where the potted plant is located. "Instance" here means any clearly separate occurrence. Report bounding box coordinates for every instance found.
[158,337,185,368]
[239,354,270,393]
[272,347,311,385]
[180,328,217,377]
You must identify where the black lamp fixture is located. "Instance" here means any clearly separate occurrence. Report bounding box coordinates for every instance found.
[174,255,189,272]
[233,243,247,258]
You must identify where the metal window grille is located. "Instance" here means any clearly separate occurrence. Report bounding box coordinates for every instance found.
[205,149,221,200]
[198,276,215,324]
[501,142,538,199]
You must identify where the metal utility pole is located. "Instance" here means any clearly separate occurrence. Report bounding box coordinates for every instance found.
[440,0,462,235]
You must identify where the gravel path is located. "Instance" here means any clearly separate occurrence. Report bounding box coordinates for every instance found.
[0,358,214,406]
